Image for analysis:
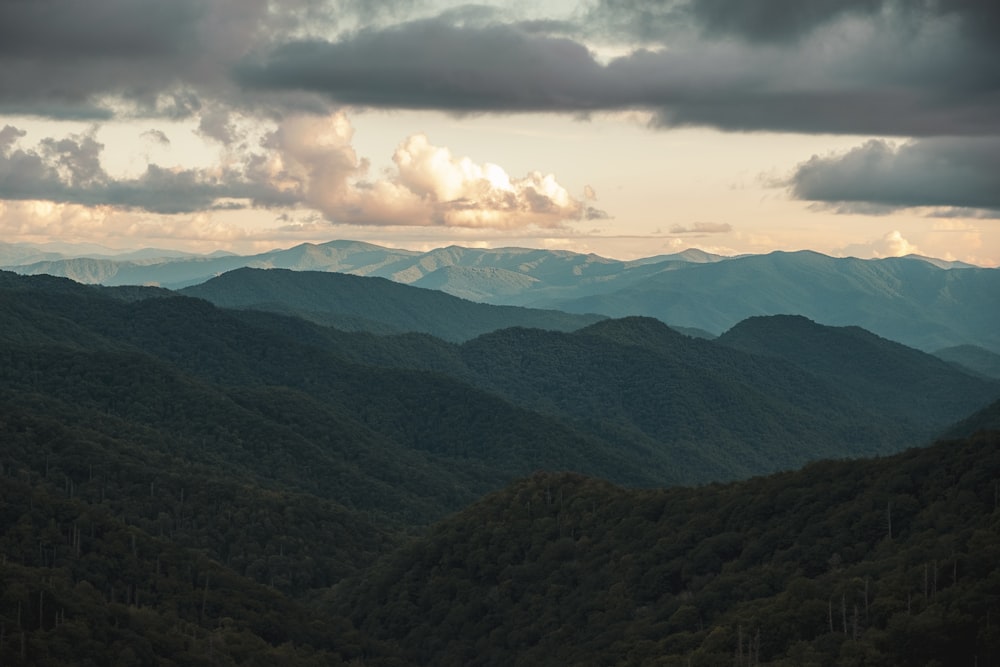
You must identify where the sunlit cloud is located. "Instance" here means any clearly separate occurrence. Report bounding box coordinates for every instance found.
[836,230,921,259]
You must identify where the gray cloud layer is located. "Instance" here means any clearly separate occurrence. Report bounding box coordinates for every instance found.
[789,137,1000,213]
[2,0,999,220]
[236,8,1000,137]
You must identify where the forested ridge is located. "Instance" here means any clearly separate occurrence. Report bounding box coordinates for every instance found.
[1,269,998,665]
[336,432,1000,666]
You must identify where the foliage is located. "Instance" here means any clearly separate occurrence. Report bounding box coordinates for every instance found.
[337,431,1000,666]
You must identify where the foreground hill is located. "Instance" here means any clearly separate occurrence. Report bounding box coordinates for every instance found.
[717,315,999,434]
[179,267,605,342]
[336,430,1000,666]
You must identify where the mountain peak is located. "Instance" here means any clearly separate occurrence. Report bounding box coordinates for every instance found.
[577,315,687,349]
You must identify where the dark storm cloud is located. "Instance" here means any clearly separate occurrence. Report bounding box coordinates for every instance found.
[789,137,1000,212]
[589,0,1000,45]
[0,0,410,118]
[236,10,1000,137]
[236,20,611,112]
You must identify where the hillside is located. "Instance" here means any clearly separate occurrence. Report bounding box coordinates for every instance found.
[180,267,605,342]
[455,320,916,478]
[0,272,671,516]
[717,315,1000,434]
[2,268,998,665]
[336,430,1000,666]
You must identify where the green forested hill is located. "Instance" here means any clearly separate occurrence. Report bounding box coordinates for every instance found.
[336,430,1000,666]
[717,315,1000,434]
[180,267,605,341]
[2,270,998,665]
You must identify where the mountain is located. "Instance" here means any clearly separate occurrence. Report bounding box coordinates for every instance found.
[180,267,606,342]
[537,250,1000,353]
[335,430,1000,666]
[0,272,676,517]
[717,315,1000,435]
[453,319,918,479]
[3,267,998,665]
[1,239,721,297]
[7,240,997,352]
[248,312,972,481]
[935,344,1000,380]
[943,398,1000,438]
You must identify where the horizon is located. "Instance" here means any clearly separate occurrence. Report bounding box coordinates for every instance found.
[1,1,998,265]
[2,236,995,269]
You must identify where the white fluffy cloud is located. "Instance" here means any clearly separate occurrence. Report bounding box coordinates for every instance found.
[0,112,601,235]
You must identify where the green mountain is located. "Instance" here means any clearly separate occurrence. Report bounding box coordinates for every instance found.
[717,315,1000,436]
[180,267,605,342]
[2,269,998,665]
[335,430,1000,666]
[454,318,918,480]
[3,273,671,508]
[943,398,1000,438]
[228,309,948,483]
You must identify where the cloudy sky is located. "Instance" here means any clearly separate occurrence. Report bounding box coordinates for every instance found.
[1,0,998,264]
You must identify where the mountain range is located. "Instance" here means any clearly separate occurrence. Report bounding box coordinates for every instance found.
[1,264,999,665]
[4,240,998,353]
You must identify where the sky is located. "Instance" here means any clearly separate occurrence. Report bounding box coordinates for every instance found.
[1,0,998,265]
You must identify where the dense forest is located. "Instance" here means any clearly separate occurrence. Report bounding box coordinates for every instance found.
[337,432,1000,666]
[1,269,998,665]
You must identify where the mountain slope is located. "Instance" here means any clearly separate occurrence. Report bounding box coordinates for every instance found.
[336,430,1000,666]
[454,318,918,479]
[180,267,605,341]
[0,272,667,501]
[717,314,1000,434]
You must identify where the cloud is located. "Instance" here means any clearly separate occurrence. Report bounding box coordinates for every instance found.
[141,129,171,146]
[0,116,598,230]
[333,133,598,228]
[0,0,409,118]
[589,0,1000,46]
[235,8,1000,137]
[1,0,996,142]
[788,137,1000,213]
[669,222,732,234]
[0,126,257,213]
[837,230,921,259]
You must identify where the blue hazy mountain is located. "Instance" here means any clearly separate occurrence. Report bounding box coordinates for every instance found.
[535,250,1000,353]
[6,241,996,352]
[934,344,1000,379]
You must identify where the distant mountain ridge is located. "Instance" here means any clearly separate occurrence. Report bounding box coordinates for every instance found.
[4,240,998,352]
[180,267,606,342]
